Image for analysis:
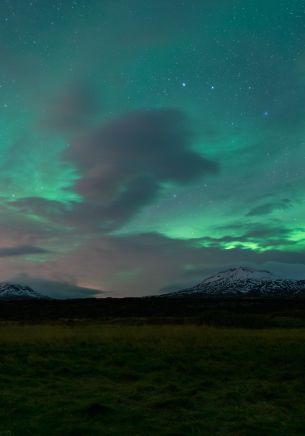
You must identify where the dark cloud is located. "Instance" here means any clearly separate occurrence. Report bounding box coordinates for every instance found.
[67,108,218,229]
[243,226,286,239]
[215,221,291,237]
[69,108,217,182]
[206,223,294,250]
[42,81,99,132]
[16,108,218,232]
[246,199,291,216]
[0,245,49,257]
[11,274,105,299]
[13,197,71,218]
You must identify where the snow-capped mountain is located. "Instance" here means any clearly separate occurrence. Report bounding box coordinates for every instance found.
[0,283,48,300]
[203,267,273,283]
[165,267,305,297]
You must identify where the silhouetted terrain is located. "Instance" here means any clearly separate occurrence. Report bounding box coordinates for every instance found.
[2,297,305,327]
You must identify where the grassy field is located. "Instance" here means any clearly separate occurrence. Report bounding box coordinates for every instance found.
[0,324,305,435]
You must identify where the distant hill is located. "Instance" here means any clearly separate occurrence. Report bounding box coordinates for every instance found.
[164,267,305,297]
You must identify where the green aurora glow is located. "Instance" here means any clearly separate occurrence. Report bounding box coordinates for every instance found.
[1,0,305,296]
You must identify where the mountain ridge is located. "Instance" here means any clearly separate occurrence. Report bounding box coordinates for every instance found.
[0,282,48,300]
[165,267,305,297]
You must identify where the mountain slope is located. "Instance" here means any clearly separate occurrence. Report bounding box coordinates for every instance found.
[166,267,305,297]
[0,283,48,300]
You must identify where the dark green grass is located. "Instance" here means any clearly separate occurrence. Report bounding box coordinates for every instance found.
[0,325,305,435]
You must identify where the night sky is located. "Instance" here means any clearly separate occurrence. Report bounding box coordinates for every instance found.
[1,0,305,297]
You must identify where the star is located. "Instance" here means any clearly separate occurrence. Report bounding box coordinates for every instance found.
[181,82,187,87]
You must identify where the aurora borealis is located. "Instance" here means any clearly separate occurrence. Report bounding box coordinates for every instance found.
[1,1,305,297]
